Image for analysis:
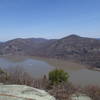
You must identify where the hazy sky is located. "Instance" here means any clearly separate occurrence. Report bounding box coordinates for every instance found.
[0,0,100,41]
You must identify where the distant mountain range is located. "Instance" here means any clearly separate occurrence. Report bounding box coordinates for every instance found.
[97,38,100,40]
[0,35,100,68]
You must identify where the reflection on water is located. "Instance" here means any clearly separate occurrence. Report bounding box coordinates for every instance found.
[0,56,100,86]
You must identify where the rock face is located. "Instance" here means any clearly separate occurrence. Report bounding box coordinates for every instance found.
[0,84,55,100]
[71,94,92,100]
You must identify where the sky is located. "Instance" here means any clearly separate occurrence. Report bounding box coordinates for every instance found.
[0,0,100,41]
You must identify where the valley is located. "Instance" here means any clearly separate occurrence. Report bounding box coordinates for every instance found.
[0,35,100,68]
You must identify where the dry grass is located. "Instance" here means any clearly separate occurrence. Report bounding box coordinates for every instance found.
[0,67,100,100]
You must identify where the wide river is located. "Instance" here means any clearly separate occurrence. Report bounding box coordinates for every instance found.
[0,56,100,86]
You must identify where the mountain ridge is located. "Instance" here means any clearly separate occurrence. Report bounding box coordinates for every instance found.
[0,34,100,68]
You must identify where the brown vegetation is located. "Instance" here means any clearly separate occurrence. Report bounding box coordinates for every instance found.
[84,85,100,100]
[0,67,100,100]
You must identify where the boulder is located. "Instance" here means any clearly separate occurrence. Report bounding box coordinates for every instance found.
[0,84,55,100]
[71,94,92,100]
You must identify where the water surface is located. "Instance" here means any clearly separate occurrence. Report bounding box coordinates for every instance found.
[0,56,100,86]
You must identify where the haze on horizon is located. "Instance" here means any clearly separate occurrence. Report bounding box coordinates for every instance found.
[0,0,100,41]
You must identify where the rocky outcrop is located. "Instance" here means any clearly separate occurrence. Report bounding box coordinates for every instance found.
[71,93,92,100]
[0,84,55,100]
